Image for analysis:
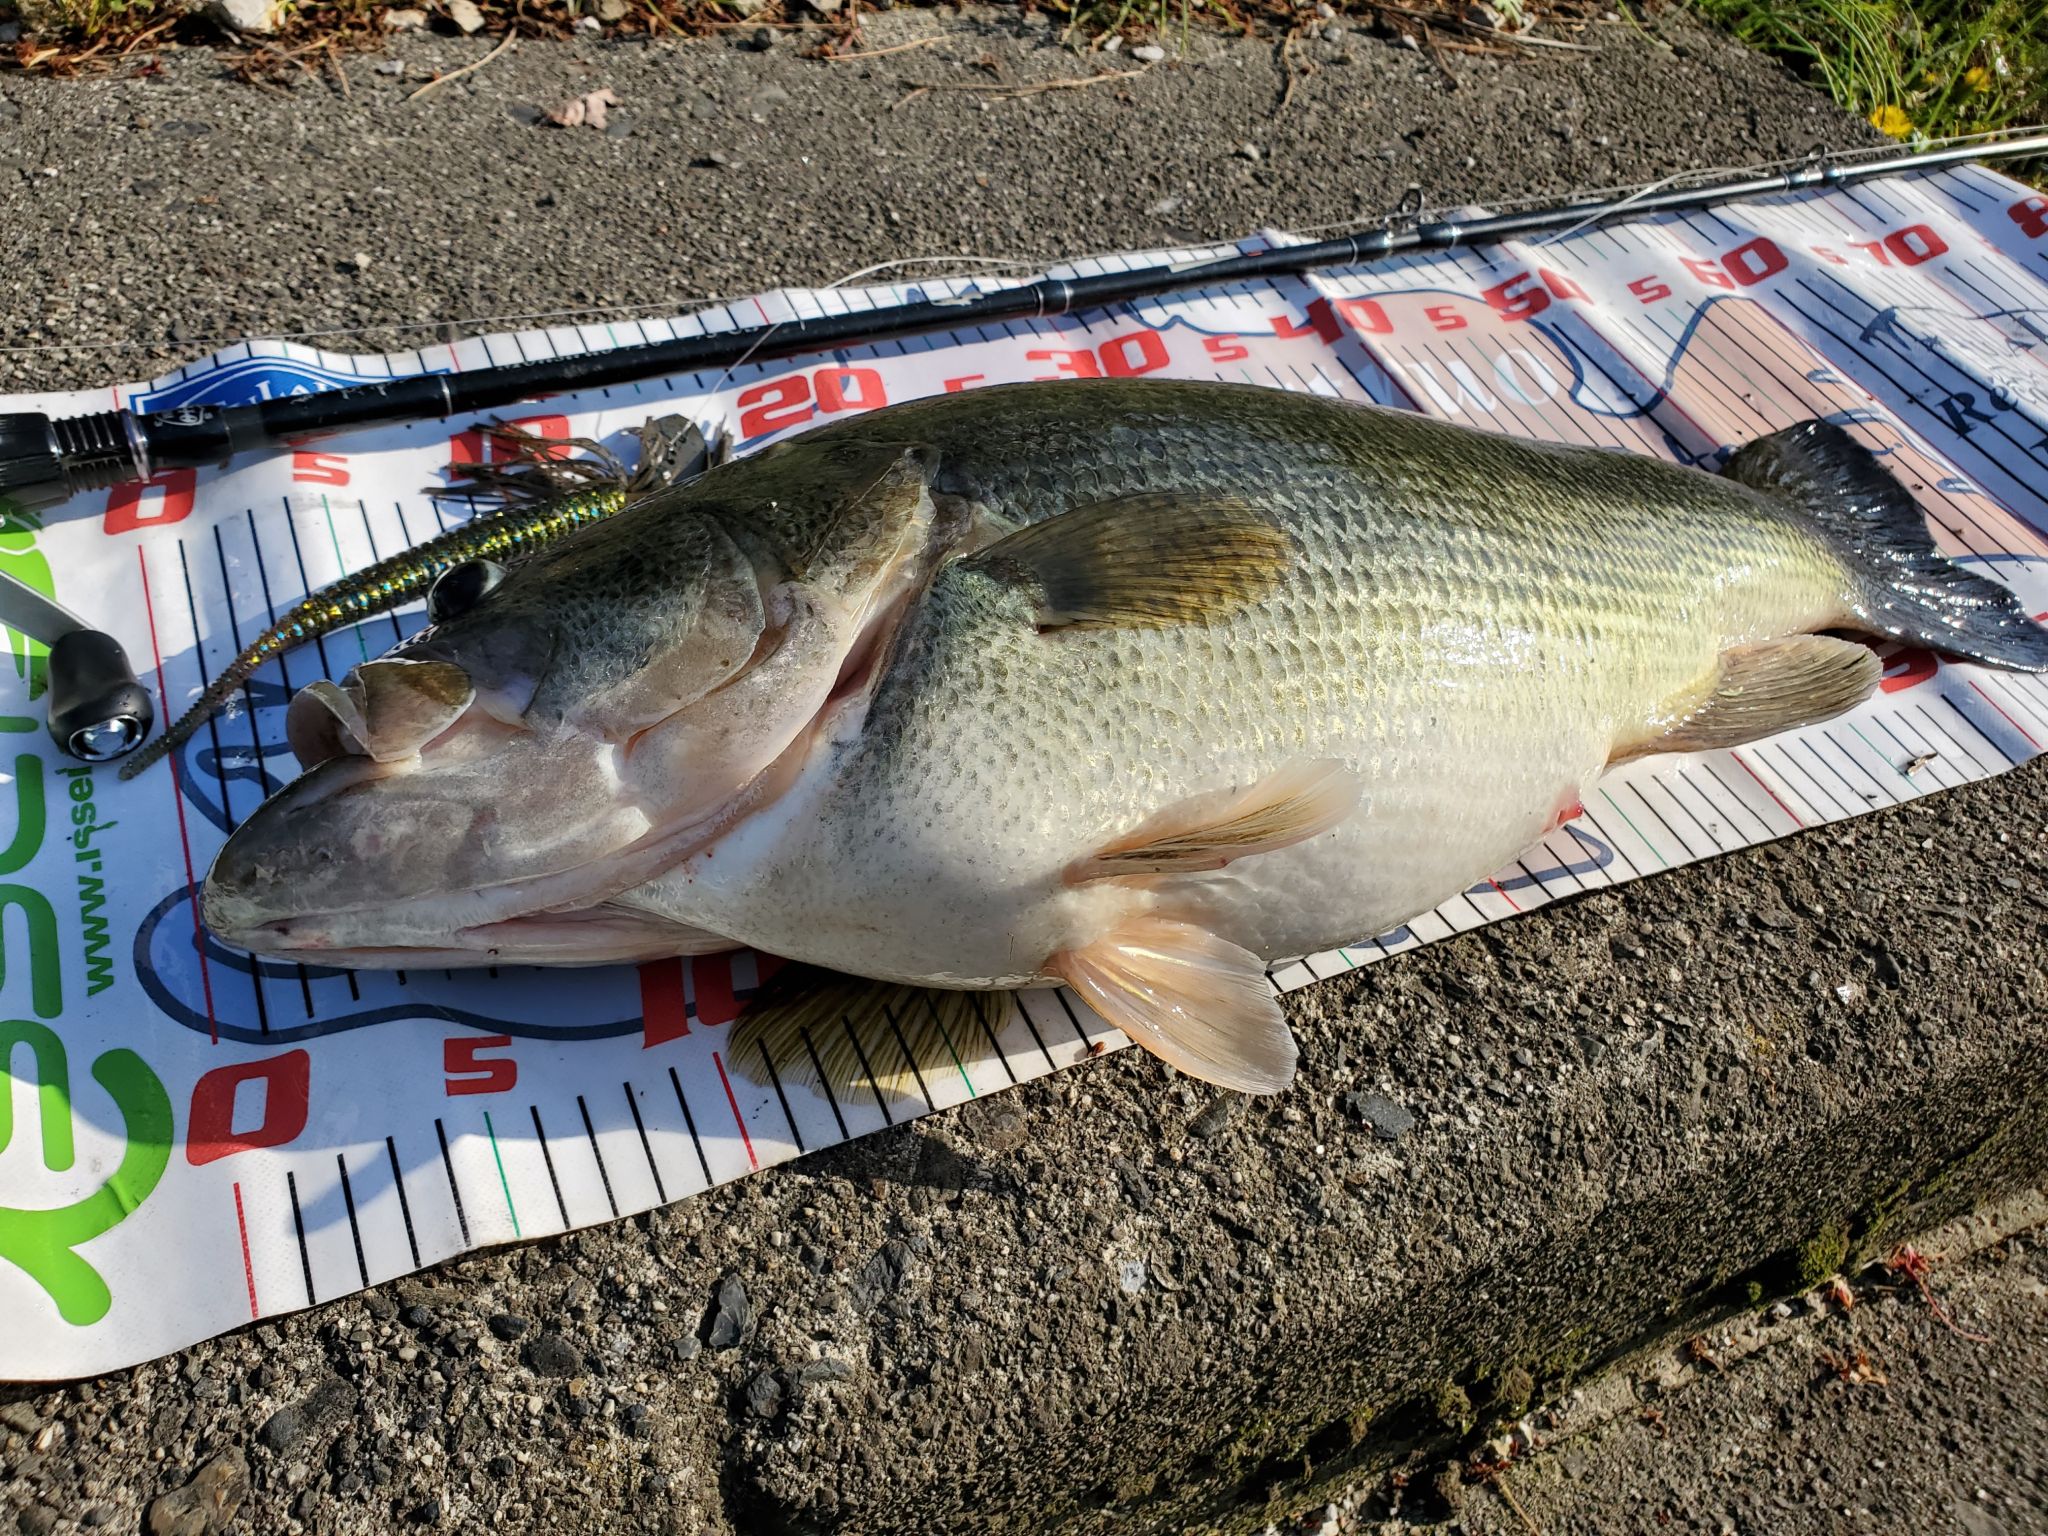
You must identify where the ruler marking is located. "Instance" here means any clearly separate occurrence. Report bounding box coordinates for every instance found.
[433,1119,472,1245]
[623,1082,669,1204]
[798,1027,851,1139]
[232,1182,259,1319]
[286,1170,315,1306]
[1808,732,1893,807]
[841,1017,894,1126]
[385,1136,422,1268]
[336,1154,370,1290]
[576,1095,621,1220]
[756,1041,807,1153]
[481,1110,522,1238]
[530,1105,572,1230]
[1912,701,1992,775]
[1971,676,2046,748]
[922,990,978,1100]
[668,1065,715,1187]
[1954,687,2029,759]
[883,1005,938,1113]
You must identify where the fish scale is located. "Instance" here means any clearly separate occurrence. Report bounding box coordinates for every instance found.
[640,379,1855,988]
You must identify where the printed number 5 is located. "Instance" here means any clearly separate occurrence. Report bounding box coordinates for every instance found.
[445,1034,516,1096]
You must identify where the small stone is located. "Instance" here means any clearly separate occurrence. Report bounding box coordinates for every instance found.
[1118,1260,1146,1295]
[744,1371,786,1419]
[704,1277,752,1350]
[744,25,775,48]
[1190,1093,1244,1138]
[1463,2,1503,27]
[145,1449,250,1536]
[411,1497,442,1525]
[854,1240,911,1312]
[596,0,627,17]
[345,252,372,275]
[0,21,18,40]
[799,0,842,13]
[381,7,427,27]
[795,1359,850,1387]
[1234,142,1261,162]
[18,1507,57,1536]
[487,1314,529,1342]
[0,1404,37,1434]
[1344,1090,1415,1142]
[522,1333,586,1379]
[1102,32,1122,51]
[1871,947,1905,988]
[79,1509,112,1530]
[1835,980,1867,1006]
[1394,31,1420,49]
[1146,194,1182,216]
[256,1407,304,1453]
[1131,43,1165,61]
[205,0,279,33]
[445,0,485,33]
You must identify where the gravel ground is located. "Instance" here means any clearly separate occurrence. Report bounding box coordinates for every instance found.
[4,12,2047,1536]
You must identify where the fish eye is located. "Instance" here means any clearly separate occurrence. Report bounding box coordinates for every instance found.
[428,559,508,623]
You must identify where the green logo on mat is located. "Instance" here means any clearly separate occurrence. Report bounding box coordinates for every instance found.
[0,1021,172,1326]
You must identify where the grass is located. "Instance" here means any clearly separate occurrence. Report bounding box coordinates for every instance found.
[1689,0,2048,144]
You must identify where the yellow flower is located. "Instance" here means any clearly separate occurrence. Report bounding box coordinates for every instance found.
[1963,66,1992,93]
[1868,103,1914,138]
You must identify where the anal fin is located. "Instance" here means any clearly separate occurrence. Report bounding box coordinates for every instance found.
[1067,759,1360,883]
[727,965,1009,1110]
[1053,917,1297,1094]
[1614,635,1881,763]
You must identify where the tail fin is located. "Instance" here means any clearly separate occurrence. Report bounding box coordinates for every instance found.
[1722,420,2048,671]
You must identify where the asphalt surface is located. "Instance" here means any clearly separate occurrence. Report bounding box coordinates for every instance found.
[3,10,2047,1536]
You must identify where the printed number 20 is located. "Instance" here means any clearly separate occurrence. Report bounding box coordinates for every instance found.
[737,367,888,439]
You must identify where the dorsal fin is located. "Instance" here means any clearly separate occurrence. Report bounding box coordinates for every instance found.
[965,493,1294,629]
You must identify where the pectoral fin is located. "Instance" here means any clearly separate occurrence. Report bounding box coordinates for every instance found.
[1067,759,1361,883]
[966,493,1294,629]
[1613,636,1881,763]
[1053,917,1297,1094]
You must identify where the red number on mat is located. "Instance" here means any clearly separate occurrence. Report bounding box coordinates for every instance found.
[444,1034,517,1096]
[187,1051,311,1166]
[103,469,197,536]
[1722,237,1788,287]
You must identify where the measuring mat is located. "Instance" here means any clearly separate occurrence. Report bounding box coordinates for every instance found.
[2,163,2046,1378]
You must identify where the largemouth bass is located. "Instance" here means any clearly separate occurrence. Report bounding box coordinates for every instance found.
[201,380,2048,1093]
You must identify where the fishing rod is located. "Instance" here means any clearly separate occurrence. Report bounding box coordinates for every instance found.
[4,128,2045,764]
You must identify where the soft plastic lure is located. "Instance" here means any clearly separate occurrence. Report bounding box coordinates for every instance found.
[119,416,709,781]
